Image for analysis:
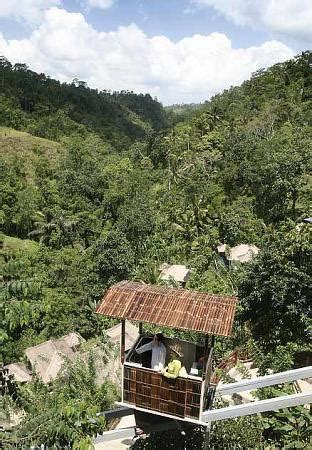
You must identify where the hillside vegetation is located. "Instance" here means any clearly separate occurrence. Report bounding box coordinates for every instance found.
[0,126,60,169]
[0,51,311,448]
[0,57,168,148]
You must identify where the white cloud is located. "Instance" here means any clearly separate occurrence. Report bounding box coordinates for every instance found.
[0,0,61,24]
[87,0,115,9]
[192,0,311,43]
[0,7,295,104]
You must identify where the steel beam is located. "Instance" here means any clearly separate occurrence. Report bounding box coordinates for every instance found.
[94,427,134,443]
[202,392,311,422]
[97,406,134,420]
[216,366,312,396]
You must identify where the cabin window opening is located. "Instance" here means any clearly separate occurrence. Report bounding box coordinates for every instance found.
[125,334,208,379]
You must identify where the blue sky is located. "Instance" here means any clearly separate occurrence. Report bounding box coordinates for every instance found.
[0,0,310,104]
[79,0,268,46]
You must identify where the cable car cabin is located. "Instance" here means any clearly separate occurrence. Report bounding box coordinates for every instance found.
[96,281,237,425]
[123,335,208,421]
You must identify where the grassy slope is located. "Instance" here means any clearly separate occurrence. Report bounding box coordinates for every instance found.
[0,126,60,158]
[0,126,61,182]
[0,233,39,272]
[0,233,38,253]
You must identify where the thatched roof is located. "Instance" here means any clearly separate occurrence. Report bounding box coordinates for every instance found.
[159,264,191,283]
[218,244,259,263]
[24,332,85,384]
[4,363,31,383]
[106,321,139,350]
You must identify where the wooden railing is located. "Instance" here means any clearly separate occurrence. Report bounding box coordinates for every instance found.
[210,347,251,385]
[123,365,202,420]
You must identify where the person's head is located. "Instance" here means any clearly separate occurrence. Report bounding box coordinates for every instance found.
[153,333,164,346]
[169,345,183,360]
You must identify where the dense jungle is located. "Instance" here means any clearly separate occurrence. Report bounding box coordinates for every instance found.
[0,51,311,448]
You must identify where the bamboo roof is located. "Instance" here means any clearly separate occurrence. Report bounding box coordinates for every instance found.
[96,281,237,337]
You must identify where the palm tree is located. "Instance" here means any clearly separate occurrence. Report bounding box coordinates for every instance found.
[28,211,77,247]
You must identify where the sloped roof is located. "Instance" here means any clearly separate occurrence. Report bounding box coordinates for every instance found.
[229,244,259,263]
[62,332,84,348]
[4,363,32,383]
[42,351,68,384]
[80,347,122,386]
[96,281,237,337]
[25,340,61,382]
[106,321,139,350]
[217,244,259,263]
[159,264,191,283]
[217,244,227,253]
[24,332,85,383]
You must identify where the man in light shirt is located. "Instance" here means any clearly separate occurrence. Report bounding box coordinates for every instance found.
[136,333,166,371]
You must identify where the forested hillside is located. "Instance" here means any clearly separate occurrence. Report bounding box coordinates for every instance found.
[1,51,311,448]
[0,57,168,148]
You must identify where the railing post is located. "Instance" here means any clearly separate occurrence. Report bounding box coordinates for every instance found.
[200,335,215,419]
[121,319,125,364]
[234,349,238,365]
[203,335,209,373]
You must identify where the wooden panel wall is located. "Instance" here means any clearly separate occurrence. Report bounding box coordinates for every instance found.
[123,366,201,419]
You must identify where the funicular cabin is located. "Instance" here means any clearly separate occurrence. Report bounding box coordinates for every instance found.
[96,281,237,424]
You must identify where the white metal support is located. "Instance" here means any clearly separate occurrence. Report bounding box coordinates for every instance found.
[94,427,135,443]
[216,366,312,396]
[201,392,311,422]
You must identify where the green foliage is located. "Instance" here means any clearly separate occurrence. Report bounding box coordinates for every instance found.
[219,196,265,246]
[209,411,264,448]
[0,238,109,363]
[27,108,87,141]
[86,228,135,300]
[0,95,26,129]
[0,249,44,363]
[255,384,311,449]
[262,406,311,448]
[1,52,312,448]
[132,426,205,449]
[257,343,306,375]
[239,225,311,350]
[242,124,311,223]
[1,354,117,448]
[117,194,156,259]
[0,58,168,148]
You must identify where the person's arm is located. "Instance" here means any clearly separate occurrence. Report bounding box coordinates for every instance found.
[163,360,181,379]
[160,345,166,369]
[163,370,178,379]
[136,341,152,354]
[158,361,164,371]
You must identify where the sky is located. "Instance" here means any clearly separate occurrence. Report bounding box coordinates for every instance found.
[0,0,311,104]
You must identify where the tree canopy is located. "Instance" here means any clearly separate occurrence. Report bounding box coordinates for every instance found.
[1,51,311,448]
